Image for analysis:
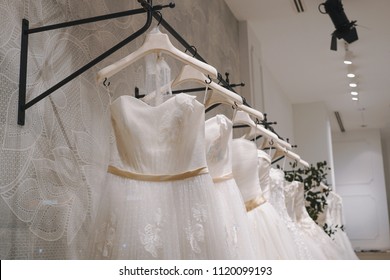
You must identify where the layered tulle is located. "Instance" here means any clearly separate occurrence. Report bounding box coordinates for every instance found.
[88,173,232,259]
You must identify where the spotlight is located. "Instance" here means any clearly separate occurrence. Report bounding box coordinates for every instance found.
[347,73,355,78]
[352,97,359,101]
[319,0,358,51]
[351,91,358,96]
[349,82,357,88]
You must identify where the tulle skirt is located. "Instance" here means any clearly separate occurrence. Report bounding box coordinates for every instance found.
[294,218,346,260]
[333,230,359,259]
[247,202,300,259]
[88,172,232,259]
[212,178,257,259]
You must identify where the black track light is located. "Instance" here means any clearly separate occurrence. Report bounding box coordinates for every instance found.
[319,0,358,51]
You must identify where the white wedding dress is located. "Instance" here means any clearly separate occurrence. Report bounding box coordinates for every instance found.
[88,93,232,259]
[324,192,359,259]
[232,138,298,259]
[268,168,313,259]
[256,150,300,259]
[205,114,257,259]
[284,181,346,259]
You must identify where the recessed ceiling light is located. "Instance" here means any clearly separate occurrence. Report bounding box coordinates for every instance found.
[347,73,355,78]
[349,83,357,87]
[351,91,358,96]
[344,50,353,64]
[352,97,359,101]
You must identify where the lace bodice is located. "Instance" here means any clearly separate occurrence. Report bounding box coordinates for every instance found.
[325,192,359,259]
[324,192,343,228]
[232,139,262,202]
[205,115,232,178]
[335,196,345,226]
[110,94,207,175]
[285,182,316,226]
[268,168,289,214]
[286,182,326,228]
[284,183,297,221]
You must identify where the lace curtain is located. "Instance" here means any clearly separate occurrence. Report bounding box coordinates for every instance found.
[0,0,240,259]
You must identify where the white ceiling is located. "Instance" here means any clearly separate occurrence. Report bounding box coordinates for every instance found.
[225,0,390,134]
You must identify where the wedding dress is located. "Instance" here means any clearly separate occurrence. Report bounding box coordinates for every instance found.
[324,191,359,259]
[256,150,300,259]
[284,181,346,259]
[205,114,257,259]
[268,168,313,259]
[88,93,232,260]
[232,138,298,259]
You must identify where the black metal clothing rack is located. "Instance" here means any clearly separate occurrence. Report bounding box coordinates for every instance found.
[17,0,172,125]
[16,0,241,126]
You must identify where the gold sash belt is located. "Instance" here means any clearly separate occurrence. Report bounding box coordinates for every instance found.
[245,195,267,212]
[107,165,209,182]
[212,173,234,183]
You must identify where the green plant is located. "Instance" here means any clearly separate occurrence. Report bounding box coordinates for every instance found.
[323,223,345,238]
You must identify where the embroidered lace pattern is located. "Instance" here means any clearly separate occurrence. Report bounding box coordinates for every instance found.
[139,208,164,258]
[185,203,207,254]
[158,95,195,145]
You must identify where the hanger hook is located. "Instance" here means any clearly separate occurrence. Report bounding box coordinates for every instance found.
[103,77,110,87]
[231,101,239,111]
[185,45,198,58]
[156,11,163,26]
[269,139,274,146]
[205,74,212,84]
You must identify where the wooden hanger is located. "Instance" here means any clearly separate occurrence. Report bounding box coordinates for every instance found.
[97,27,218,83]
[171,65,243,108]
[283,149,310,168]
[232,110,295,163]
[237,104,264,121]
[233,110,274,140]
[266,137,294,162]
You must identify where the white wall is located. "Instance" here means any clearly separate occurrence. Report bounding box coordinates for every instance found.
[238,21,294,142]
[292,102,336,186]
[333,129,390,250]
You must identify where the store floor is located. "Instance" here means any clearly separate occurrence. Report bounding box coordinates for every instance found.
[356,251,390,260]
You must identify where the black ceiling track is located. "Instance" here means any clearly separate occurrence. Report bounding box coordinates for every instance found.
[293,0,305,13]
